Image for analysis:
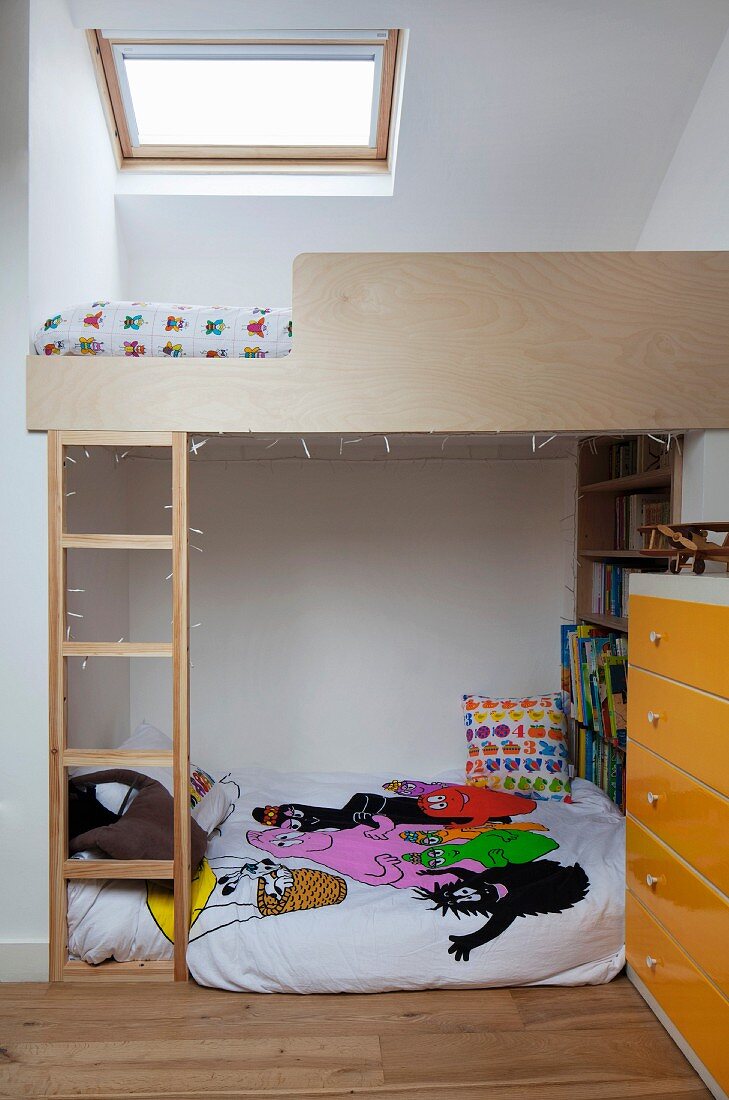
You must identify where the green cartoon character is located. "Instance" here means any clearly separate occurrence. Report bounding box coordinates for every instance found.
[401,828,559,871]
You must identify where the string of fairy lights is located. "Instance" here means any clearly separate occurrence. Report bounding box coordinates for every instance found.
[64,430,679,670]
[64,436,210,669]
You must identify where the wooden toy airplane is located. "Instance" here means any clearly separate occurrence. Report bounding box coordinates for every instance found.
[640,521,729,574]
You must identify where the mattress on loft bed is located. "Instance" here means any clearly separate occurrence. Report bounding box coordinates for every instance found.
[67,768,625,992]
[33,302,292,360]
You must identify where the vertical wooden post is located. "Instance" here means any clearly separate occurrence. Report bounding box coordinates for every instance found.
[48,432,67,981]
[172,433,190,980]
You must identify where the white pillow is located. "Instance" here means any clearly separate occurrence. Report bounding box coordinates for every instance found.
[34,301,292,360]
[192,784,234,837]
[70,721,213,813]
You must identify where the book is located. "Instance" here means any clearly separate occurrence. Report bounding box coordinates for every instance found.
[563,624,628,810]
[605,656,628,748]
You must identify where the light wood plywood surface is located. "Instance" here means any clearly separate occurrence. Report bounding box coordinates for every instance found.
[27,252,729,433]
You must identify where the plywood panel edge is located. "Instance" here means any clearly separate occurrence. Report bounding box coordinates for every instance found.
[26,354,729,432]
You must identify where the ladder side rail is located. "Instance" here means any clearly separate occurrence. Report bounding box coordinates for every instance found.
[172,433,191,980]
[48,431,67,981]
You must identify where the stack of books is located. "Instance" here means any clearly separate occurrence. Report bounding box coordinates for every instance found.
[615,493,670,550]
[591,563,639,618]
[609,440,638,479]
[561,624,628,811]
[608,438,669,480]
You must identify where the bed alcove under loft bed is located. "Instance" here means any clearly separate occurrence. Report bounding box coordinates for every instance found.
[28,251,729,988]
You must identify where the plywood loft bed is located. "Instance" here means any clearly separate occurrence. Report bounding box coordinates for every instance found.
[27,252,729,985]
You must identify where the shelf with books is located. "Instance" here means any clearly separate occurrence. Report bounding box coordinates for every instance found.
[561,624,628,811]
[580,612,628,632]
[576,433,681,636]
[568,434,682,810]
[581,467,672,494]
[580,549,670,560]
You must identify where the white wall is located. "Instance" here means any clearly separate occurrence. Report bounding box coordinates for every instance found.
[128,455,575,776]
[29,0,122,322]
[638,26,729,522]
[0,0,47,983]
[0,0,123,980]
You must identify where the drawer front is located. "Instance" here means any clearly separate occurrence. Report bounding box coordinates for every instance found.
[627,741,729,895]
[628,666,729,797]
[630,594,729,696]
[626,816,729,997]
[626,891,729,1092]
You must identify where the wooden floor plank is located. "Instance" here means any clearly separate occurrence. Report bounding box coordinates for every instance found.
[379,1027,708,1090]
[0,986,521,1043]
[510,980,661,1031]
[1,1036,383,1096]
[0,977,712,1099]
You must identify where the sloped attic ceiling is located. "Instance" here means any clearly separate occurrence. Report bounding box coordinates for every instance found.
[65,0,729,300]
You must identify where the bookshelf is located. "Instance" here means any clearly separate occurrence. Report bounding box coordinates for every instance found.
[566,435,682,810]
[576,435,682,633]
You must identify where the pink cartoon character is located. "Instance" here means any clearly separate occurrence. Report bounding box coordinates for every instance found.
[247,317,267,338]
[123,340,145,357]
[382,780,445,798]
[83,310,103,329]
[247,821,459,890]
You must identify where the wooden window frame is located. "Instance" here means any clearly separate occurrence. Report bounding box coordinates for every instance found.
[88,29,400,173]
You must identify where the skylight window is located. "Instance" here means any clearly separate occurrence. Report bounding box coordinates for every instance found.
[91,31,400,170]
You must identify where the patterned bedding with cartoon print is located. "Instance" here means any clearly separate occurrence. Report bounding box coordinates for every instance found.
[67,768,625,992]
[33,302,292,361]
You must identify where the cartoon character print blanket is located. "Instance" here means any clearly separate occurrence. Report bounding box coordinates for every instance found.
[67,769,625,993]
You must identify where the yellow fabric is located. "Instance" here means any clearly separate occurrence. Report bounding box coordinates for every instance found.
[146,858,217,944]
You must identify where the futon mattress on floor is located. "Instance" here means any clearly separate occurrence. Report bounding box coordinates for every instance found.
[68,769,625,992]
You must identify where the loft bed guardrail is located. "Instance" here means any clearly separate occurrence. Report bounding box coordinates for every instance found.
[27,251,729,435]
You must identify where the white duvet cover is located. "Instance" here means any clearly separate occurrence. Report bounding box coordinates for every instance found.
[67,769,625,993]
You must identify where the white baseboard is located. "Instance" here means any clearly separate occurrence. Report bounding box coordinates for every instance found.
[0,941,48,982]
[626,965,727,1100]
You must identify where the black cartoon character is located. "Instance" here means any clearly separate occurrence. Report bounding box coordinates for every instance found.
[415,859,590,961]
[252,784,534,836]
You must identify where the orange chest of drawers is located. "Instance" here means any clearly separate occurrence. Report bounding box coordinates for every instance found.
[627,576,729,1099]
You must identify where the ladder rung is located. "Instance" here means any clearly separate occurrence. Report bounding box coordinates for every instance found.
[64,749,174,768]
[63,959,174,982]
[62,534,173,550]
[64,859,174,879]
[61,432,173,448]
[63,642,172,657]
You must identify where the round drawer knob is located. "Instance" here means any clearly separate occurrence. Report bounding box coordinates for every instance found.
[646,955,658,970]
[646,874,658,887]
[647,791,659,805]
[647,710,661,725]
[649,630,663,645]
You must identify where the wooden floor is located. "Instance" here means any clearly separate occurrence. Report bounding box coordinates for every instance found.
[0,975,710,1099]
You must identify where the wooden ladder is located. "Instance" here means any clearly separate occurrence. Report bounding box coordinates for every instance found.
[48,431,190,982]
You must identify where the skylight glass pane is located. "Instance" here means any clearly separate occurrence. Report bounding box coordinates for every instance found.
[123,56,377,146]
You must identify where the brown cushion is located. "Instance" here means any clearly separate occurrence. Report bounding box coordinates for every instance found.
[68,769,207,869]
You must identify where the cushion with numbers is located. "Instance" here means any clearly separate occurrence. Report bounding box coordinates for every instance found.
[462,691,572,802]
